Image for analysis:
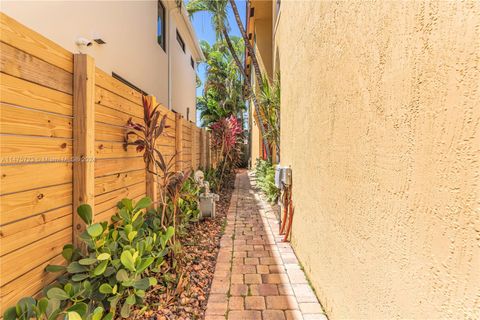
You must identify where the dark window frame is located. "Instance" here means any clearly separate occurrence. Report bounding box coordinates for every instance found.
[176,29,185,53]
[190,56,195,69]
[157,1,166,51]
[112,72,148,95]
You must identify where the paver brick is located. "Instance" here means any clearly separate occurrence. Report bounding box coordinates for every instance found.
[245,296,266,310]
[250,284,279,296]
[263,310,287,320]
[266,296,299,310]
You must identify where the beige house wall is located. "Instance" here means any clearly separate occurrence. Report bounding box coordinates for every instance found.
[275,1,480,319]
[0,0,200,120]
[248,0,274,165]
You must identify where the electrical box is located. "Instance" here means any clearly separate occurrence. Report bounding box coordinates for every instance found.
[282,167,292,186]
[275,166,292,188]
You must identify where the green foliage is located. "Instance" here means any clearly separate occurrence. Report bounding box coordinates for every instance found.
[203,167,221,193]
[196,38,246,127]
[176,176,201,236]
[259,74,281,156]
[254,159,280,203]
[4,198,175,320]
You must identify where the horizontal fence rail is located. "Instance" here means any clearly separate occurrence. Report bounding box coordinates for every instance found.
[0,13,217,313]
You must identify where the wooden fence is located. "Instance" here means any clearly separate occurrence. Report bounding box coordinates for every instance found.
[0,13,213,312]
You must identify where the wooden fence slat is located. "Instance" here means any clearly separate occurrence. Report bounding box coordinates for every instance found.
[0,13,73,72]
[0,162,72,195]
[0,254,66,312]
[95,68,142,106]
[95,169,145,196]
[94,157,145,177]
[0,72,72,116]
[0,183,71,225]
[0,135,72,163]
[0,102,72,138]
[73,54,95,248]
[0,214,71,257]
[0,228,71,286]
[0,42,73,94]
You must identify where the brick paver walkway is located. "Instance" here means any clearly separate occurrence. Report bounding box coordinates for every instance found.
[205,171,327,320]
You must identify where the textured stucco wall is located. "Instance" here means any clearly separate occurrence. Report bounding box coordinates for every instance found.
[275,1,480,318]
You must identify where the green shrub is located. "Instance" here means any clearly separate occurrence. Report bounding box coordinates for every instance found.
[4,197,175,320]
[254,159,280,203]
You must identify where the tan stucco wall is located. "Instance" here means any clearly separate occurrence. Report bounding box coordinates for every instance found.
[1,0,198,119]
[275,1,480,318]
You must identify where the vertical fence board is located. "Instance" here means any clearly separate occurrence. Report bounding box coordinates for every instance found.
[175,113,183,171]
[73,54,95,248]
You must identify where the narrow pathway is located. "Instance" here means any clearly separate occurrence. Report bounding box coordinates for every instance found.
[205,171,327,320]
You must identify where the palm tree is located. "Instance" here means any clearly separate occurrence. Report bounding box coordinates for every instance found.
[186,0,271,160]
[229,0,263,91]
[198,38,246,127]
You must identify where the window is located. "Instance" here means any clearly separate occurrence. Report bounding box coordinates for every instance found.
[190,56,195,69]
[176,29,185,52]
[112,72,148,95]
[157,1,166,50]
[186,107,190,121]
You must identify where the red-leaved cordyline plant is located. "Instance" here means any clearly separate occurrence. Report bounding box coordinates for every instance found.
[210,115,244,188]
[125,96,190,241]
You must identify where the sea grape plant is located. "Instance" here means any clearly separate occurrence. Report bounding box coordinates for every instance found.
[3,197,175,320]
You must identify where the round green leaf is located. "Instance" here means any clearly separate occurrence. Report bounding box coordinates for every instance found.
[126,294,136,305]
[87,223,103,238]
[37,297,48,314]
[134,197,151,211]
[67,303,87,317]
[120,251,136,272]
[67,311,82,320]
[3,306,17,320]
[116,269,129,282]
[99,283,113,294]
[46,287,69,301]
[97,253,111,260]
[79,258,97,265]
[77,204,92,225]
[67,262,88,274]
[71,273,89,282]
[45,265,66,273]
[93,260,108,276]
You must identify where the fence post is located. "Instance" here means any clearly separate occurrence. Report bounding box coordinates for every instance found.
[191,123,196,169]
[73,54,95,250]
[175,113,183,171]
[200,129,205,169]
[206,131,211,169]
[145,96,158,205]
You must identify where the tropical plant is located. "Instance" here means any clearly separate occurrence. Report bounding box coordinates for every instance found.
[210,115,244,187]
[186,0,272,160]
[125,96,192,239]
[259,74,281,159]
[197,39,246,127]
[3,198,175,320]
[254,159,280,203]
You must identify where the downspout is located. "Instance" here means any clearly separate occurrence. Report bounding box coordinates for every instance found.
[167,5,178,111]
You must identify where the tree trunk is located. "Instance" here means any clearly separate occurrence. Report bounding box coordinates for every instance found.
[229,0,278,158]
[229,0,264,91]
[222,28,271,161]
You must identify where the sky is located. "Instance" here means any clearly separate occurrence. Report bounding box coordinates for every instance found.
[187,0,247,126]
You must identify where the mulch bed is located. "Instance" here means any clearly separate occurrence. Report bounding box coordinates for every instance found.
[131,172,236,320]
